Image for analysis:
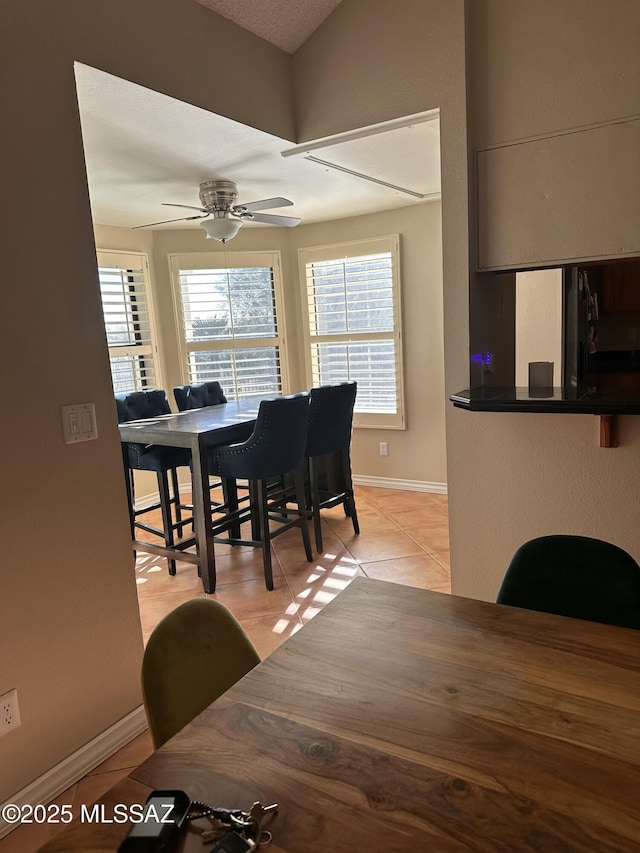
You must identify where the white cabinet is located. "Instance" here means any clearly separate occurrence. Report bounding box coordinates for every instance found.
[477,118,640,270]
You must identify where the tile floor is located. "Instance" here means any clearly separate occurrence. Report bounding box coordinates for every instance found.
[0,485,449,852]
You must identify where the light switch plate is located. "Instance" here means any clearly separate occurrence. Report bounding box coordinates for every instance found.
[62,403,98,444]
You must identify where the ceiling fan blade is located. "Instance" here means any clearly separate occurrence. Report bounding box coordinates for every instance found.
[161,203,209,212]
[132,214,207,229]
[235,197,293,213]
[246,212,301,227]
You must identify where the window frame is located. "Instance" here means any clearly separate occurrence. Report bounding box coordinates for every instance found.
[96,249,161,394]
[169,251,290,399]
[298,235,405,429]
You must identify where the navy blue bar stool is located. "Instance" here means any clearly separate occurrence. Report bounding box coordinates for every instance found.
[305,380,359,552]
[210,393,313,590]
[116,389,192,575]
[173,381,253,537]
[173,381,227,410]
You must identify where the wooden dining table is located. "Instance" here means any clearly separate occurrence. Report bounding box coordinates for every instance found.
[38,577,640,851]
[118,395,268,593]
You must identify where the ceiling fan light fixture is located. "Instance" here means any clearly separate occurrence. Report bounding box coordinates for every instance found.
[200,216,243,243]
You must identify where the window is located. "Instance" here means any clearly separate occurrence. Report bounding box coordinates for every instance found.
[97,251,157,394]
[299,236,404,428]
[170,252,287,400]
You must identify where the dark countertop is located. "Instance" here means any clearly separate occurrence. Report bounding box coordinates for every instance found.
[450,387,640,414]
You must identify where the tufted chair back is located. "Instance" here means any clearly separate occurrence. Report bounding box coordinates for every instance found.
[173,382,227,411]
[115,389,171,423]
[306,381,357,457]
[214,393,310,481]
[115,389,190,471]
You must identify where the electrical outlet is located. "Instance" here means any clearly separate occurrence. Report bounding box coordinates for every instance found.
[379,441,389,456]
[0,689,21,737]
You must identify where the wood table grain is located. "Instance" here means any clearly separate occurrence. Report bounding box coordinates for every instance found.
[39,578,640,851]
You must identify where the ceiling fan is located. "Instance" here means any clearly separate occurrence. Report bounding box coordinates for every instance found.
[133,179,301,243]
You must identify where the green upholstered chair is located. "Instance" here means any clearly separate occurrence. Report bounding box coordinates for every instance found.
[497,535,640,629]
[141,598,261,748]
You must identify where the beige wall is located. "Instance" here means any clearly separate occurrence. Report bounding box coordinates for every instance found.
[290,205,446,484]
[96,199,446,489]
[0,0,292,803]
[466,0,640,148]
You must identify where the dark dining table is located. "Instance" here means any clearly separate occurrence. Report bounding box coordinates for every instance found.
[118,395,268,593]
[38,578,640,851]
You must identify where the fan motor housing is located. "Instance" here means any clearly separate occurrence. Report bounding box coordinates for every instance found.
[198,180,238,212]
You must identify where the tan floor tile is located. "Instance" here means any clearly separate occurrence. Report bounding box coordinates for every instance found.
[362,488,439,512]
[241,612,303,659]
[207,575,297,622]
[285,550,366,622]
[0,786,79,853]
[430,549,450,571]
[213,548,283,586]
[135,558,204,597]
[89,731,153,776]
[270,526,325,571]
[325,504,399,536]
[427,493,449,507]
[296,572,367,622]
[405,525,451,554]
[71,768,138,812]
[389,504,449,530]
[360,554,451,591]
[285,547,363,592]
[343,529,425,563]
[0,822,54,852]
[351,485,382,504]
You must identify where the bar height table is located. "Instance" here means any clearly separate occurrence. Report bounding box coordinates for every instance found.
[118,395,266,593]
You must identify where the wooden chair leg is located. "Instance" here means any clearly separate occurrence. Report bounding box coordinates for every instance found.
[158,471,177,575]
[248,480,261,542]
[341,449,359,535]
[222,477,241,539]
[294,467,313,562]
[170,467,185,536]
[257,479,274,591]
[309,457,323,552]
[124,466,135,537]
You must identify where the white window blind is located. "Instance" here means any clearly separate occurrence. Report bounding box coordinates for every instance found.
[97,251,157,394]
[300,236,404,429]
[170,252,286,400]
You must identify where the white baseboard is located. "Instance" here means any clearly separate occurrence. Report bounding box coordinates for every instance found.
[136,477,447,509]
[134,491,163,511]
[0,706,147,840]
[353,475,447,494]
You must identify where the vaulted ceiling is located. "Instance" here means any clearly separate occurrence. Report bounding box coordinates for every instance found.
[75,1,441,234]
[192,0,344,53]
